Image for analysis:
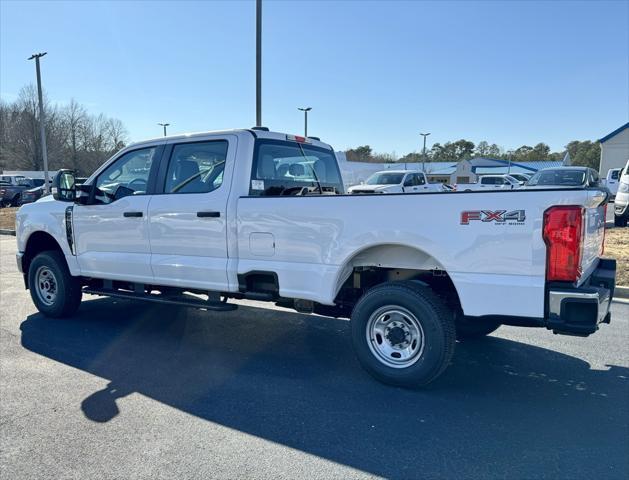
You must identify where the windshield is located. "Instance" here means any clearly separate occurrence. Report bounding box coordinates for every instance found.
[365,173,404,185]
[526,169,586,187]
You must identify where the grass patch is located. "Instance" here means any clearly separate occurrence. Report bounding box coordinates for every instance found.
[605,228,629,285]
[0,207,17,230]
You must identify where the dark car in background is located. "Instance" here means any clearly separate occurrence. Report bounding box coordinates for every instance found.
[524,167,604,189]
[0,178,43,207]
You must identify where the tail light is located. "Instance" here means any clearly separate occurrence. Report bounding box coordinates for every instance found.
[543,206,584,282]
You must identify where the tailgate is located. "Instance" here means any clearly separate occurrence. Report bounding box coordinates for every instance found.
[579,190,608,283]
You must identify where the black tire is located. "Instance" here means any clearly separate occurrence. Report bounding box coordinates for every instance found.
[455,316,500,340]
[11,194,21,207]
[350,281,456,388]
[28,250,82,318]
[614,215,628,227]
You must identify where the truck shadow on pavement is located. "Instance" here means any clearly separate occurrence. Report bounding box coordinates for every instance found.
[20,298,629,478]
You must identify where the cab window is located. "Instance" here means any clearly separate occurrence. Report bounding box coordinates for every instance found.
[164,141,228,194]
[95,147,157,203]
[250,139,344,196]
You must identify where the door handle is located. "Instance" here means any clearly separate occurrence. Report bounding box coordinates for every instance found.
[197,211,220,218]
[123,211,143,218]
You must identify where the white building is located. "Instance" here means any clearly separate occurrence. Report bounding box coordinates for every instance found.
[599,122,629,176]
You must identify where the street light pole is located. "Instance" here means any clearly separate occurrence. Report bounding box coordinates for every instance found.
[298,107,312,137]
[158,123,170,137]
[28,52,50,194]
[420,132,431,173]
[256,0,262,126]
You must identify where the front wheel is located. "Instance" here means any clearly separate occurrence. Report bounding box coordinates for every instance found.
[351,281,456,388]
[28,250,82,317]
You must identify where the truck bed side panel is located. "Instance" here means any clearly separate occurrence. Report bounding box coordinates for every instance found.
[236,190,592,317]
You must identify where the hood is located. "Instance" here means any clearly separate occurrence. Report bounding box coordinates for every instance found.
[349,184,395,192]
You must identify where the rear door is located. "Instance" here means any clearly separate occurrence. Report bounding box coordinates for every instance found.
[148,135,237,291]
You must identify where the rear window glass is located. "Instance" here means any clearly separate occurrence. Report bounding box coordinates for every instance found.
[165,141,228,194]
[526,170,586,186]
[249,140,343,196]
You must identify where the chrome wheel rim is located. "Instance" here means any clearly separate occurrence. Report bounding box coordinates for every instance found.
[35,266,58,306]
[366,306,425,368]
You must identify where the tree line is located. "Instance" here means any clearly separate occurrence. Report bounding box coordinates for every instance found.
[0,84,128,176]
[345,139,601,170]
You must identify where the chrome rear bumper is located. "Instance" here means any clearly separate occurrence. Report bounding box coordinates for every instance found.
[546,259,616,336]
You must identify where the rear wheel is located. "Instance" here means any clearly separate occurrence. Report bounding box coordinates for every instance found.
[455,316,500,340]
[28,250,82,317]
[351,281,455,388]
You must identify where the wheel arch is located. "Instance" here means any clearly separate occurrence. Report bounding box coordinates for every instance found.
[332,243,463,315]
[22,231,65,283]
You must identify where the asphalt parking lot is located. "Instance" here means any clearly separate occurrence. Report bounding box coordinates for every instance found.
[1,236,628,479]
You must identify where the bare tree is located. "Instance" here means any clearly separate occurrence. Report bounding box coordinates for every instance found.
[0,84,129,176]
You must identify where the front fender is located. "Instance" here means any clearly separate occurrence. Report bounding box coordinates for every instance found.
[16,198,80,276]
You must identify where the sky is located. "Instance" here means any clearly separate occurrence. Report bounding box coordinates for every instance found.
[1,0,627,155]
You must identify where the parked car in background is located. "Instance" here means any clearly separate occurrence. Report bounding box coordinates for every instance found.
[0,174,28,186]
[348,170,443,194]
[613,160,629,227]
[603,167,622,199]
[524,167,603,190]
[508,172,533,184]
[0,178,41,207]
[456,174,521,191]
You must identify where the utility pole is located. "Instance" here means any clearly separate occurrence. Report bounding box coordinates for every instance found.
[28,52,50,193]
[420,132,431,173]
[256,0,262,126]
[158,123,170,137]
[298,107,311,137]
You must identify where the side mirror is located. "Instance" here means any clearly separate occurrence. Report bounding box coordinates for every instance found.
[52,169,76,202]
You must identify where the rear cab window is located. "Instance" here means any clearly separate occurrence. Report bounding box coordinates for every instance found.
[249,139,344,196]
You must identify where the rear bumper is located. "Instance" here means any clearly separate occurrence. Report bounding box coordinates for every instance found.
[546,258,616,336]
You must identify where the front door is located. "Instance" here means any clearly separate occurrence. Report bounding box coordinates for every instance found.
[73,145,163,282]
[148,136,236,292]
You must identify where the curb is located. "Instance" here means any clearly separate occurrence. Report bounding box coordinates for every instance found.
[615,285,629,300]
[0,229,16,236]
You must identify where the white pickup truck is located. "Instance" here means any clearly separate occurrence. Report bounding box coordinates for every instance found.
[15,128,616,387]
[347,170,443,194]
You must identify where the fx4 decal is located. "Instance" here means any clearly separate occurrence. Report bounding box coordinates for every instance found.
[461,210,526,225]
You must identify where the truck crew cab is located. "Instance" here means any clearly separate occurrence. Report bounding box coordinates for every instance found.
[15,128,616,387]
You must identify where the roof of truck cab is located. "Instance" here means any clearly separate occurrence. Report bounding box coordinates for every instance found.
[126,128,333,150]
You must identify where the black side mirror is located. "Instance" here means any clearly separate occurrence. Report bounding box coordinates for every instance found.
[52,169,76,202]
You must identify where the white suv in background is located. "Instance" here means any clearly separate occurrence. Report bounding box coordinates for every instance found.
[614,160,629,227]
[604,167,622,199]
